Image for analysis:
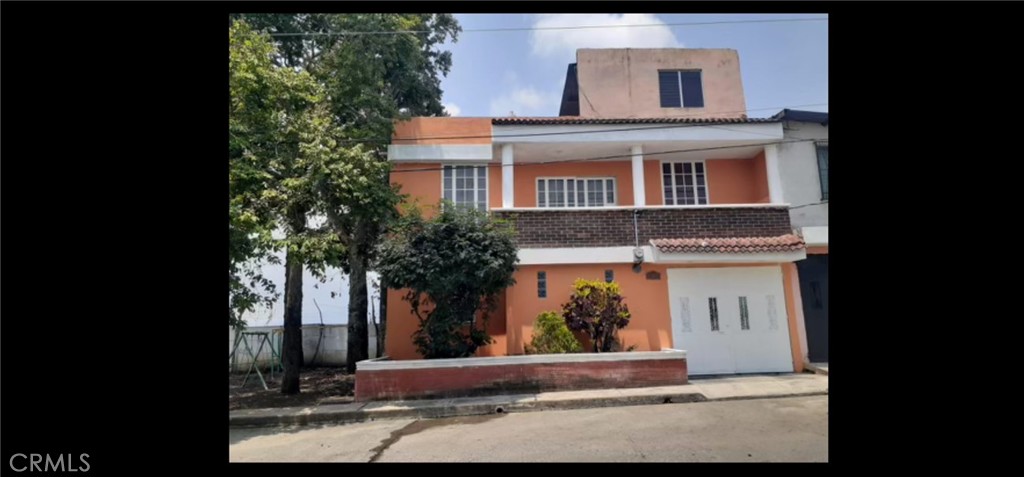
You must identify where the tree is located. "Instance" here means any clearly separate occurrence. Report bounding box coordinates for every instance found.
[378,205,518,359]
[310,137,403,373]
[562,279,632,353]
[236,14,461,370]
[230,20,344,393]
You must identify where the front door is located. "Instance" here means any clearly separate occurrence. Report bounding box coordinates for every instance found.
[797,255,829,362]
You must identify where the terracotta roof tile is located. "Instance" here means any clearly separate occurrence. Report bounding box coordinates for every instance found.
[491,117,778,125]
[651,234,805,254]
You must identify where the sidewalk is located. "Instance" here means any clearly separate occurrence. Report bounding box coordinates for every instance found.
[229,373,828,428]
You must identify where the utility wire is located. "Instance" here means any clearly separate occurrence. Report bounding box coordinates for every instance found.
[269,17,829,37]
[232,103,828,144]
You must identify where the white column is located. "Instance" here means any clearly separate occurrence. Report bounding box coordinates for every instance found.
[764,144,785,204]
[501,144,514,208]
[631,145,646,206]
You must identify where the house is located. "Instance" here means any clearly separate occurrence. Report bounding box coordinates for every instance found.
[384,48,826,375]
[773,108,829,364]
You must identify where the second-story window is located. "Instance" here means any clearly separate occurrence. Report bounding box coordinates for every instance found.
[816,143,828,201]
[662,161,708,205]
[658,70,704,108]
[537,177,616,207]
[443,165,488,211]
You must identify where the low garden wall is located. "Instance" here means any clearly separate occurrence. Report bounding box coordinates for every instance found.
[354,349,687,401]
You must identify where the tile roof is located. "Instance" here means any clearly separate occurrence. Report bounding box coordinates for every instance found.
[491,117,779,125]
[651,234,805,254]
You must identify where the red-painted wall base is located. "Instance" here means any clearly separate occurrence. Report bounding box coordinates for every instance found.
[355,357,688,401]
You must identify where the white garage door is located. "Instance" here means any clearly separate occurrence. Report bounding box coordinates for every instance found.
[667,267,793,375]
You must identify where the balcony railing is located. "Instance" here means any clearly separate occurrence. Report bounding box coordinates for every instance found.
[491,205,793,248]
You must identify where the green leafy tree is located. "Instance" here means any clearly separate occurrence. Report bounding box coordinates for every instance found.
[234,13,461,368]
[562,279,632,353]
[525,311,583,354]
[230,20,345,393]
[378,205,518,358]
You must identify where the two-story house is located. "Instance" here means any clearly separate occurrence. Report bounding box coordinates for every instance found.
[384,48,823,375]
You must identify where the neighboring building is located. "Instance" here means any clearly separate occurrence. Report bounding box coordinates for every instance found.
[773,109,829,363]
[385,48,825,375]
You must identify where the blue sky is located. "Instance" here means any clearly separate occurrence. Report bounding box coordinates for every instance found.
[437,14,827,118]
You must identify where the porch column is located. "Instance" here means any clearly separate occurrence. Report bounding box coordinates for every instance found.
[502,144,514,208]
[764,144,785,204]
[631,145,646,206]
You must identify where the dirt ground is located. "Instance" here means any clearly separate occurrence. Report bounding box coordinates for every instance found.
[229,367,355,410]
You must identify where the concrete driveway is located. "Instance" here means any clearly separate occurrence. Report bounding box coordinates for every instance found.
[230,395,828,462]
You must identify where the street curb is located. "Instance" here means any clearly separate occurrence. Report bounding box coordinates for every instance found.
[703,390,828,402]
[229,391,728,428]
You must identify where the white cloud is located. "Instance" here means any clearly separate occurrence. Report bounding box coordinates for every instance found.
[530,14,682,61]
[489,87,561,117]
[443,102,461,117]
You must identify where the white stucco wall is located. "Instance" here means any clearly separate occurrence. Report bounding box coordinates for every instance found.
[229,324,379,370]
[777,121,828,228]
[238,221,381,327]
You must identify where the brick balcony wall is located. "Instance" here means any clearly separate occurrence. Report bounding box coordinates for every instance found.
[491,207,792,248]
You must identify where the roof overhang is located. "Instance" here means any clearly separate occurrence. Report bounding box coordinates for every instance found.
[491,121,783,145]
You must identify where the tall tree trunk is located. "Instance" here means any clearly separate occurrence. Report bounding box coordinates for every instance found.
[346,243,369,373]
[378,276,387,358]
[281,250,304,394]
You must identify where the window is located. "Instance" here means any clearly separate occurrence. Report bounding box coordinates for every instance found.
[604,270,614,283]
[661,162,708,205]
[708,297,720,331]
[443,165,488,211]
[816,144,828,200]
[658,70,704,108]
[537,271,547,298]
[537,178,615,207]
[739,297,750,331]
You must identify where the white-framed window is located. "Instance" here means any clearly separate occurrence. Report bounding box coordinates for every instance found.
[661,161,708,205]
[537,177,616,207]
[442,165,488,211]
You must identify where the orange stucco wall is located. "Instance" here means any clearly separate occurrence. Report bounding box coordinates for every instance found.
[643,161,664,205]
[386,262,805,371]
[384,288,508,360]
[488,164,502,210]
[506,264,672,355]
[782,263,805,373]
[751,151,770,203]
[513,161,636,207]
[392,117,492,145]
[507,158,767,209]
[706,158,770,204]
[807,246,829,255]
[390,163,443,218]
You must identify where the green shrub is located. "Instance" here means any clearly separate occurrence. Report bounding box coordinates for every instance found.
[562,278,631,353]
[525,311,583,354]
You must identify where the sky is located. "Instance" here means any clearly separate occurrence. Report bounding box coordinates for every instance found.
[438,13,827,118]
[242,13,827,328]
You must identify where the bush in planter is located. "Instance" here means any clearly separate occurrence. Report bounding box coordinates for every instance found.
[562,278,631,353]
[378,203,518,359]
[525,311,583,354]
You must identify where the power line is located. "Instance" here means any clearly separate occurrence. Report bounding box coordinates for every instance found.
[387,103,828,144]
[389,138,819,174]
[268,17,829,37]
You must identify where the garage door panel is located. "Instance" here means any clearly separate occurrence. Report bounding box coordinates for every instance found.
[667,267,793,375]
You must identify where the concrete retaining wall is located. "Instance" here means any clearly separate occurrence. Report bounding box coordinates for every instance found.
[354,349,687,401]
